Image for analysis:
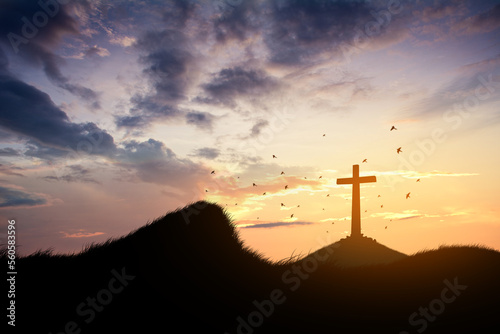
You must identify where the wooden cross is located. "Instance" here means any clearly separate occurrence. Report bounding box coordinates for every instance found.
[337,165,376,237]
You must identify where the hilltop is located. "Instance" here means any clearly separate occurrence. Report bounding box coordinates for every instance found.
[3,201,500,333]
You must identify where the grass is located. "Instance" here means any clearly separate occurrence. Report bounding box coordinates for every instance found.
[2,201,500,333]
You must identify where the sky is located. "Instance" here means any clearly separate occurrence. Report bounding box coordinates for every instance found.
[0,0,499,261]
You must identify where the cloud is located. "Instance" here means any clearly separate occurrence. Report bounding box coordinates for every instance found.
[238,221,315,229]
[43,165,100,184]
[200,67,280,107]
[116,139,209,188]
[375,170,480,179]
[185,111,216,131]
[0,148,20,156]
[116,27,197,129]
[453,3,500,35]
[248,119,269,138]
[263,0,374,65]
[0,185,48,208]
[84,45,110,58]
[190,147,220,160]
[0,164,24,177]
[0,0,101,108]
[60,230,105,238]
[0,69,116,159]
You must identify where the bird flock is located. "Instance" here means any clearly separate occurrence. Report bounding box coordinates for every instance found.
[207,125,419,233]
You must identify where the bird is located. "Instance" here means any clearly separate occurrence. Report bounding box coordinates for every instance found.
[323,134,326,137]
[281,171,285,175]
[326,231,329,233]
[281,203,285,207]
[285,185,288,189]
[205,189,209,192]
[322,208,325,210]
[253,183,257,186]
[291,214,294,218]
[332,222,334,224]
[381,205,384,208]
[297,205,300,208]
[257,217,259,219]
[406,192,411,199]
[385,226,388,229]
[304,177,307,179]
[365,210,367,212]
[362,159,367,163]
[211,170,215,174]
[397,147,402,154]
[378,195,381,197]
[235,203,238,205]
[263,192,267,195]
[326,194,330,197]
[273,155,277,158]
[416,179,421,182]
[319,176,322,179]
[390,126,397,131]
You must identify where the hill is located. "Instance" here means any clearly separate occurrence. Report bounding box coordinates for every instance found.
[304,234,408,267]
[3,201,500,333]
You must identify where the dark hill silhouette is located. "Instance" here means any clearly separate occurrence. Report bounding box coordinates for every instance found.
[304,235,408,267]
[3,201,500,333]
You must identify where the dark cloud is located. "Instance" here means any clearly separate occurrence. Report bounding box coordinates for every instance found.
[0,148,20,156]
[454,3,500,35]
[43,164,100,184]
[213,0,260,42]
[116,28,194,128]
[191,147,220,160]
[185,111,216,131]
[0,69,116,158]
[0,186,47,208]
[263,0,373,65]
[201,67,279,107]
[249,119,269,138]
[116,138,209,187]
[241,221,315,229]
[0,164,24,177]
[0,0,101,108]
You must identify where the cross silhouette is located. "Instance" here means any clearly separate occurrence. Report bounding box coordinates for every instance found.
[337,165,376,237]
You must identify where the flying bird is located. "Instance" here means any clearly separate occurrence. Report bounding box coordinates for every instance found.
[362,159,367,163]
[377,195,381,197]
[416,179,421,182]
[390,126,397,131]
[385,226,388,229]
[211,170,215,174]
[253,183,257,186]
[281,203,285,207]
[285,185,288,189]
[397,147,402,154]
[291,214,294,218]
[332,222,334,224]
[406,192,411,199]
[297,205,300,208]
[205,189,209,192]
[381,205,384,208]
[273,155,277,158]
[326,194,330,197]
[263,192,267,195]
[319,176,322,179]
[281,171,285,175]
[323,134,326,137]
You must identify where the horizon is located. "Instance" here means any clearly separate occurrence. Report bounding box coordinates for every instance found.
[1,0,499,261]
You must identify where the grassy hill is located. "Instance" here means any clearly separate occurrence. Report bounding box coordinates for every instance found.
[3,201,500,333]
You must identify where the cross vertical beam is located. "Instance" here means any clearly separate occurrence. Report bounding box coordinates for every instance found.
[337,165,376,237]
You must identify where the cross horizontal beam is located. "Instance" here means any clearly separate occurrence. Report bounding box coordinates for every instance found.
[337,175,376,185]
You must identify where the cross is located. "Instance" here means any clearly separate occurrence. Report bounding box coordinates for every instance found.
[337,165,376,237]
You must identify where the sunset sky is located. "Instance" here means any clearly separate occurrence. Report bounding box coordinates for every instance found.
[1,0,499,261]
